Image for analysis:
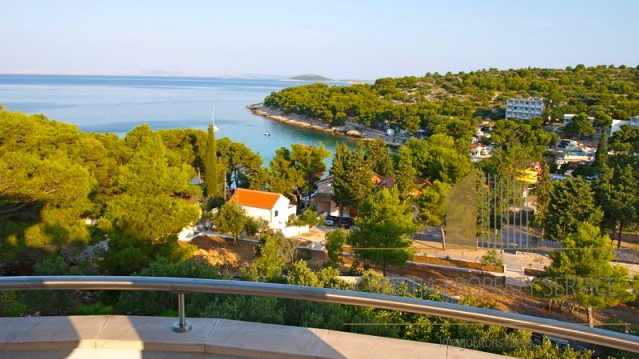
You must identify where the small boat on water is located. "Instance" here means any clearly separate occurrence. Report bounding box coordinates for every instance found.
[264,132,271,137]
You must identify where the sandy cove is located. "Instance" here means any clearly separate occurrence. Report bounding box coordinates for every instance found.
[247,104,404,148]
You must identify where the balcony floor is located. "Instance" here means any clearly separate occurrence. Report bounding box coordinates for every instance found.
[0,315,514,358]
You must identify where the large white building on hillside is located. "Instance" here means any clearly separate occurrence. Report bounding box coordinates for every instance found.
[506,97,545,120]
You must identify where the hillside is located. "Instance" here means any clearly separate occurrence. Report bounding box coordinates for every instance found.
[288,74,333,82]
[266,65,639,133]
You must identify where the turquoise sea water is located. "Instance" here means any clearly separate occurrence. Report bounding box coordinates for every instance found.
[0,74,352,163]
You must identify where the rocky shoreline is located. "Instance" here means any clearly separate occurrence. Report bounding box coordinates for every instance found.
[247,104,405,147]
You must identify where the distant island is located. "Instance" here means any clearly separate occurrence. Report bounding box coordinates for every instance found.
[288,74,333,82]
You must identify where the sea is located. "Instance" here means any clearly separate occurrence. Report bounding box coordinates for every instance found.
[0,74,353,163]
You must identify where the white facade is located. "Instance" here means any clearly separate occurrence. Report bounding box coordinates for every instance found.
[506,97,545,120]
[239,196,296,230]
[610,117,639,136]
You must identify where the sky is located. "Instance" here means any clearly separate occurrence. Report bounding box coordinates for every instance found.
[1,0,638,80]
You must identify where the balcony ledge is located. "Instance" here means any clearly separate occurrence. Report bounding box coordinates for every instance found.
[0,315,515,358]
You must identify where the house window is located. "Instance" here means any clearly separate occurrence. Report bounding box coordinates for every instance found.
[274,210,279,217]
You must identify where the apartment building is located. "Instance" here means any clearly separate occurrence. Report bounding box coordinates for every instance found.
[505,97,545,120]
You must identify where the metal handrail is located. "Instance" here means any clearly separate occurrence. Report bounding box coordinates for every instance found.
[1,275,638,353]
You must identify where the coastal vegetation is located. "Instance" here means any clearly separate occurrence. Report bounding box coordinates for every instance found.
[265,65,639,133]
[0,108,259,273]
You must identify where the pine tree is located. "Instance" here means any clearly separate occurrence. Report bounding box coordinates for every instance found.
[365,138,394,177]
[611,165,639,248]
[245,231,288,281]
[535,223,634,327]
[417,180,451,227]
[325,228,348,267]
[330,143,374,217]
[348,188,417,276]
[594,165,617,235]
[595,165,639,248]
[544,176,602,242]
[205,124,220,199]
[395,146,417,198]
[594,132,608,170]
[330,144,350,218]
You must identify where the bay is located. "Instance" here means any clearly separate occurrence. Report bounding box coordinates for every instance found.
[0,74,353,164]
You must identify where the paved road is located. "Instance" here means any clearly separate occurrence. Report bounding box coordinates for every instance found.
[478,225,560,252]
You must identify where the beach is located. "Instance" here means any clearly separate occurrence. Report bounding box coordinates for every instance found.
[247,104,407,147]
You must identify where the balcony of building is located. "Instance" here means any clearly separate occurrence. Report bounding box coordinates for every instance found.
[0,276,638,358]
[0,315,516,359]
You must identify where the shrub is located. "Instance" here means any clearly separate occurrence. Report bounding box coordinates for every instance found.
[72,302,114,315]
[288,207,322,227]
[480,250,503,267]
[0,292,26,317]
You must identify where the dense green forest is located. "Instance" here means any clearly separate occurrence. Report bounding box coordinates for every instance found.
[264,65,639,133]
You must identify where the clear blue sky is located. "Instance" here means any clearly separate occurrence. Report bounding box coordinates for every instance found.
[1,0,638,79]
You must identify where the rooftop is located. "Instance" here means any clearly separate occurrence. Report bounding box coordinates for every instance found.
[319,174,397,189]
[229,188,283,210]
[507,97,544,101]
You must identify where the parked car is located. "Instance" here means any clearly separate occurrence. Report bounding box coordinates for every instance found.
[337,217,354,229]
[324,215,337,226]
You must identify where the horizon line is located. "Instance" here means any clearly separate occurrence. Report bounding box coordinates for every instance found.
[0,70,374,82]
[3,63,638,81]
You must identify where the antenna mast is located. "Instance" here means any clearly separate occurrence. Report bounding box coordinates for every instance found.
[211,105,219,132]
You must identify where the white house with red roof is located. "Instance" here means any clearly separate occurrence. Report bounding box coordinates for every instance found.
[229,188,297,230]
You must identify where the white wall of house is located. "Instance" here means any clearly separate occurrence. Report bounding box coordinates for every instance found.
[239,195,296,230]
[235,193,303,237]
[242,196,297,229]
[270,196,293,229]
[611,118,639,136]
[242,206,272,226]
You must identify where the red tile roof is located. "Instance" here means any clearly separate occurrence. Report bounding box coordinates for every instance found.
[229,188,282,210]
[372,174,397,189]
[319,173,397,189]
